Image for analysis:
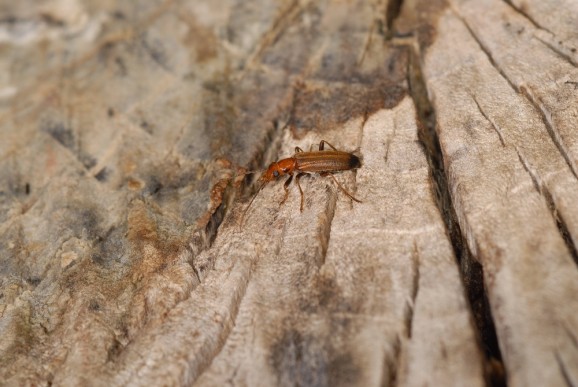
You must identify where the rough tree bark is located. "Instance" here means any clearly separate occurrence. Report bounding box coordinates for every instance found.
[0,0,576,386]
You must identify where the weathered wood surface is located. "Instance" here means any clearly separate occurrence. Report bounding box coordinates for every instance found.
[407,1,578,386]
[0,0,576,386]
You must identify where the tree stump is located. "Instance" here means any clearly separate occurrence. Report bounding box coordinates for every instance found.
[0,0,576,386]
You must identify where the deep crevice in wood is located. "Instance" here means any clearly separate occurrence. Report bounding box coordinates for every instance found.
[385,334,403,387]
[189,180,236,267]
[234,117,290,231]
[385,0,405,38]
[191,116,290,277]
[406,42,507,387]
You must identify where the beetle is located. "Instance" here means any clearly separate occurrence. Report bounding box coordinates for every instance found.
[241,140,361,224]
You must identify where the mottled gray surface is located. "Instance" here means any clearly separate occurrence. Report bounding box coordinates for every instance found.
[0,0,577,386]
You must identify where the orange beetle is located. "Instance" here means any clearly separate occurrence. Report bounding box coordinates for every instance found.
[242,140,361,224]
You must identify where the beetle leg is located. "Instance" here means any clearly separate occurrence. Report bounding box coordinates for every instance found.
[319,140,339,151]
[296,172,307,212]
[327,172,362,203]
[295,146,304,153]
[280,174,293,205]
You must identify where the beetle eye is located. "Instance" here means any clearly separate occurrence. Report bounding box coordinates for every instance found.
[273,170,279,177]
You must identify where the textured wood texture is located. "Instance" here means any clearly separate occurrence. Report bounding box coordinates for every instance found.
[412,1,578,386]
[0,0,577,386]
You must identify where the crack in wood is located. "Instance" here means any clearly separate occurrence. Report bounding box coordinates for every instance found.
[501,0,554,36]
[143,246,259,385]
[534,34,578,68]
[405,32,507,387]
[406,242,420,340]
[194,183,236,259]
[472,95,506,147]
[188,244,203,284]
[242,0,306,72]
[519,85,578,180]
[386,0,405,35]
[451,8,519,95]
[140,34,173,73]
[555,351,578,387]
[565,324,578,348]
[514,146,541,193]
[357,18,376,67]
[238,118,292,222]
[456,7,578,182]
[515,147,578,266]
[198,272,255,384]
[317,190,337,268]
[384,334,402,387]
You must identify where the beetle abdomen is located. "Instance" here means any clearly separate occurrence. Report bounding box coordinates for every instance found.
[294,151,361,173]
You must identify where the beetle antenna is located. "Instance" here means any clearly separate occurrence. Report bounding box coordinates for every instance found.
[239,180,266,230]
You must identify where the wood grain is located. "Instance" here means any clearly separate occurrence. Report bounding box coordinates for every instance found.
[421,1,578,386]
[0,0,576,386]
